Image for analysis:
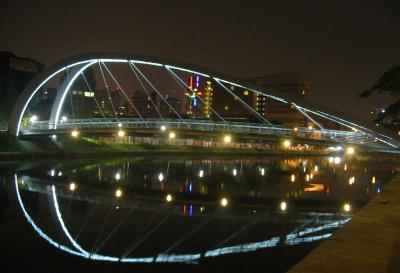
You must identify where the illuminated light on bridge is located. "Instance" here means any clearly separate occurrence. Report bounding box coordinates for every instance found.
[115,189,123,198]
[7,53,400,153]
[346,147,355,155]
[160,125,167,131]
[223,135,232,143]
[280,201,287,211]
[69,182,77,191]
[29,115,38,123]
[168,132,176,139]
[71,130,79,138]
[343,203,351,212]
[166,194,173,202]
[220,198,228,207]
[283,140,291,148]
[117,130,125,137]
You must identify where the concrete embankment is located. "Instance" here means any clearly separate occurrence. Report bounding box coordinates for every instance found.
[288,174,400,273]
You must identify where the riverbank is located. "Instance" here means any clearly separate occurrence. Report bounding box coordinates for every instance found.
[288,173,400,273]
[0,132,332,161]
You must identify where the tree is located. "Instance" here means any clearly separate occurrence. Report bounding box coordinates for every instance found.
[359,65,400,129]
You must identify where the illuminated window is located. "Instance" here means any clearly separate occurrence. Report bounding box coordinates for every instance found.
[244,90,249,96]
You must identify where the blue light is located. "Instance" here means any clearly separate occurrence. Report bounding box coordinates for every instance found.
[195,75,200,88]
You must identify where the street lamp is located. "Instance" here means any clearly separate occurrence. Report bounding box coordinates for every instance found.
[223,135,232,143]
[160,125,167,131]
[71,130,79,138]
[283,140,291,148]
[220,197,228,207]
[169,132,176,139]
[118,130,125,137]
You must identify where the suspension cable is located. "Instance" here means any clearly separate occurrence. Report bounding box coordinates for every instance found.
[81,73,107,120]
[98,61,119,121]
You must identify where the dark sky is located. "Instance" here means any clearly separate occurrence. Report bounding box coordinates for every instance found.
[1,0,400,120]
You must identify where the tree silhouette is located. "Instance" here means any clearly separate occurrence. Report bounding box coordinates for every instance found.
[359,65,400,129]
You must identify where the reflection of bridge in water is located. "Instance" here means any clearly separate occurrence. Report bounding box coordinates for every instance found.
[7,53,400,152]
[16,175,350,264]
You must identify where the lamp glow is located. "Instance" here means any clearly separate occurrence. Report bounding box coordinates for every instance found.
[166,194,173,202]
[115,189,123,198]
[169,132,176,139]
[344,203,351,212]
[160,125,167,131]
[71,130,79,138]
[223,135,232,143]
[29,115,38,123]
[118,130,125,137]
[283,140,291,148]
[280,201,287,211]
[69,183,77,191]
[220,198,228,207]
[346,147,355,155]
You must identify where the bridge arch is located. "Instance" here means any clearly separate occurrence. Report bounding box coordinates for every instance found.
[8,52,400,151]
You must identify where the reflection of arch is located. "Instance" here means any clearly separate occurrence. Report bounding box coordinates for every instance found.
[8,53,400,151]
[15,175,350,264]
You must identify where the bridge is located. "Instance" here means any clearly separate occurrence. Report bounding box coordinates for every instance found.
[7,52,400,152]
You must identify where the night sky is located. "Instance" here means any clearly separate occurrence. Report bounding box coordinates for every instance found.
[1,0,400,120]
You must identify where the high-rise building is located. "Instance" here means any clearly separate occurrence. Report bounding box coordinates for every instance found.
[0,51,44,120]
[247,73,310,126]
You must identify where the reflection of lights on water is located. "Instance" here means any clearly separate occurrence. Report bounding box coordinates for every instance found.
[334,157,341,164]
[50,170,55,177]
[199,170,204,178]
[314,165,318,172]
[158,173,164,182]
[344,164,347,171]
[166,194,173,202]
[328,157,334,163]
[220,198,228,207]
[115,206,120,210]
[261,168,265,176]
[310,173,314,180]
[58,171,63,176]
[115,173,121,180]
[233,169,237,176]
[290,174,295,182]
[349,176,355,185]
[304,183,324,192]
[377,188,381,193]
[115,189,123,198]
[344,203,351,212]
[280,201,287,211]
[306,174,310,182]
[371,176,376,184]
[69,183,77,191]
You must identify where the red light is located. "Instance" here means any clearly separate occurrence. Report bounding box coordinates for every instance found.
[197,91,203,96]
[188,76,193,90]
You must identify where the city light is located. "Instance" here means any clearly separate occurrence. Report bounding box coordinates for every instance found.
[343,203,351,212]
[118,130,125,137]
[50,169,55,177]
[306,174,310,182]
[158,172,164,182]
[166,194,173,202]
[69,182,77,191]
[115,173,121,180]
[29,115,38,123]
[61,116,68,122]
[199,170,204,178]
[334,156,341,164]
[233,169,237,176]
[314,165,318,172]
[223,135,232,143]
[220,198,228,207]
[349,176,355,185]
[160,125,167,131]
[118,123,122,128]
[290,174,295,182]
[115,189,123,198]
[283,140,291,148]
[371,176,376,184]
[51,134,57,140]
[346,147,355,155]
[260,168,265,176]
[71,130,79,138]
[169,132,176,139]
[293,127,298,131]
[280,201,287,211]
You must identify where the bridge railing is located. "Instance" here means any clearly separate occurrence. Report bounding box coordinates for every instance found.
[21,118,372,144]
